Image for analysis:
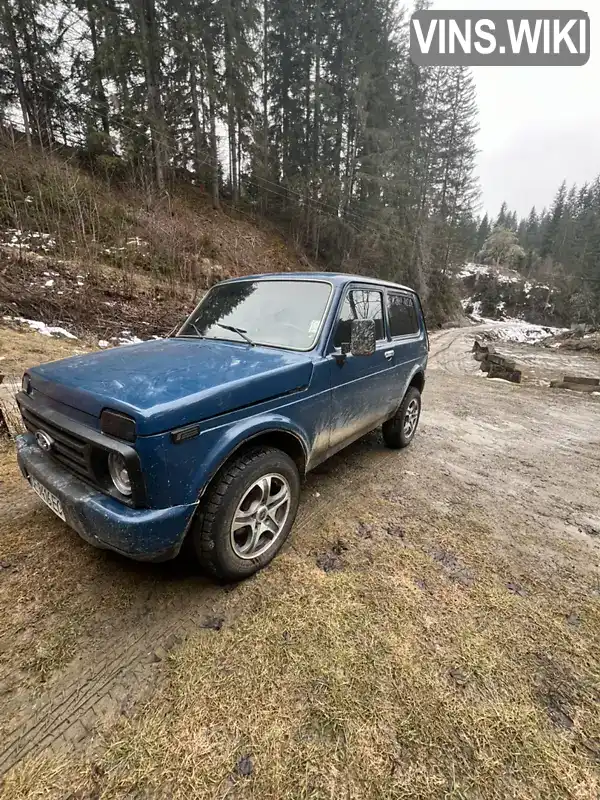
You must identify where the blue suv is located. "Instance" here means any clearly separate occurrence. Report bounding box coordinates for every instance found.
[16,273,428,580]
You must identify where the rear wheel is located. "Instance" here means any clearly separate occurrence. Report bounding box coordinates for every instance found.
[382,386,421,449]
[192,446,300,581]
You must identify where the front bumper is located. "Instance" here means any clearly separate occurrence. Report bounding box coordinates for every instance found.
[16,434,198,562]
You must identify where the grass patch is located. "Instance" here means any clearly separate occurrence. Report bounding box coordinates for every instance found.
[22,615,87,684]
[0,325,91,374]
[4,542,599,799]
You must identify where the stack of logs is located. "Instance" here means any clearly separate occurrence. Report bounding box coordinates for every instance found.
[472,339,522,383]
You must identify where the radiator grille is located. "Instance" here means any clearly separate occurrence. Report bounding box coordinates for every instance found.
[21,405,94,482]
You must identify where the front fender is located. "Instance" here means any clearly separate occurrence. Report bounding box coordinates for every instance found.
[193,413,311,499]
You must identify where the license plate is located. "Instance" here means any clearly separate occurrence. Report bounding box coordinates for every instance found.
[30,476,66,521]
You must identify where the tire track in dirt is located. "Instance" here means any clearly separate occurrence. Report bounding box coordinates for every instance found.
[428,329,476,375]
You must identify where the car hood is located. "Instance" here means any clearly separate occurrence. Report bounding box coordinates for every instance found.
[28,338,313,435]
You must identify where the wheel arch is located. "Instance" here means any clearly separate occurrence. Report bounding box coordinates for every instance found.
[408,368,425,394]
[197,423,309,503]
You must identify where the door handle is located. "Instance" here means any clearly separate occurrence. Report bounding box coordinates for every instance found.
[384,350,394,360]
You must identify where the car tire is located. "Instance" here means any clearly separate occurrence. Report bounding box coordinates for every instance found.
[382,386,421,449]
[192,446,301,581]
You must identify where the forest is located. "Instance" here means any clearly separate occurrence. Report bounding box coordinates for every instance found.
[0,0,479,321]
[1,0,599,326]
[474,178,600,325]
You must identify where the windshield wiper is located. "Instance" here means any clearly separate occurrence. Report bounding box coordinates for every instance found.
[188,321,205,338]
[215,323,254,346]
[174,321,204,338]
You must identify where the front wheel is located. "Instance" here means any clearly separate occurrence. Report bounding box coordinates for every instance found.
[382,386,421,449]
[192,446,300,581]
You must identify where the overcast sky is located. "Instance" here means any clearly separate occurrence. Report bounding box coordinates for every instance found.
[431,0,599,219]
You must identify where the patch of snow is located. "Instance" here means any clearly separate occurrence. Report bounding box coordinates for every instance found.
[483,321,566,345]
[98,340,110,348]
[457,262,488,279]
[3,315,77,339]
[470,301,483,321]
[496,273,521,285]
[44,279,54,288]
[110,334,144,346]
[0,229,56,252]
[458,262,524,285]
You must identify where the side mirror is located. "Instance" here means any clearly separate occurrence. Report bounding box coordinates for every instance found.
[350,318,376,357]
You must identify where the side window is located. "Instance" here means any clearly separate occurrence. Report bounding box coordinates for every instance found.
[387,293,419,337]
[333,289,384,348]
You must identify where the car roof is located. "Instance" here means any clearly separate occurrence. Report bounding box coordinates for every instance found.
[221,271,417,294]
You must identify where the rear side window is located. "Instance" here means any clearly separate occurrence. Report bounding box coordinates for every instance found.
[333,289,384,348]
[387,293,420,337]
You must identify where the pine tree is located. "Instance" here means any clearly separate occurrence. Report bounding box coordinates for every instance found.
[541,179,567,259]
[475,214,491,253]
[524,206,539,250]
[496,201,509,229]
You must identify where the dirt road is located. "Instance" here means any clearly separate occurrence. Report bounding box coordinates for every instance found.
[1,325,599,783]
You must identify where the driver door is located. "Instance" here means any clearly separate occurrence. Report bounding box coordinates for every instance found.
[327,286,395,453]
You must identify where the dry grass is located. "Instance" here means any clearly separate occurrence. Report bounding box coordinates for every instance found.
[0,325,91,373]
[3,478,600,799]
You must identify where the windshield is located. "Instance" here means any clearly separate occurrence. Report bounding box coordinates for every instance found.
[177,279,332,350]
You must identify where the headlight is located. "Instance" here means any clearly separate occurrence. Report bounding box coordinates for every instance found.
[108,452,132,496]
[22,374,31,394]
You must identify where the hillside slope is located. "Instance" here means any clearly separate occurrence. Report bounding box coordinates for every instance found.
[0,139,312,344]
[458,262,570,328]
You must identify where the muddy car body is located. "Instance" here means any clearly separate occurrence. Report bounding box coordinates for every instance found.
[16,273,428,580]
